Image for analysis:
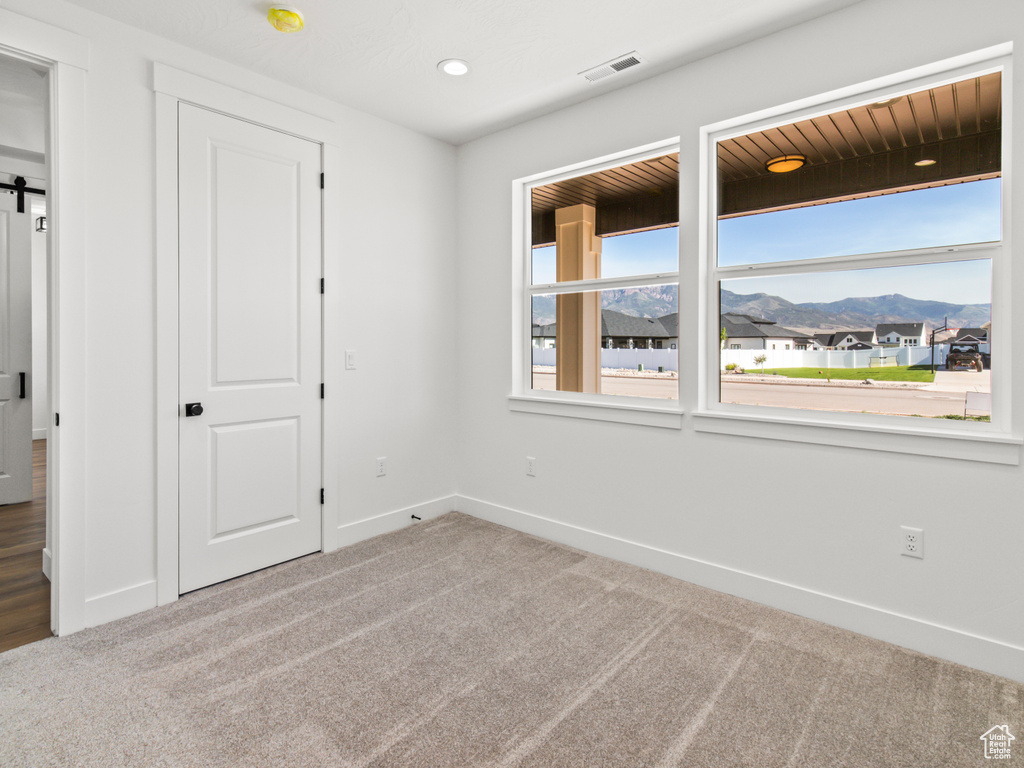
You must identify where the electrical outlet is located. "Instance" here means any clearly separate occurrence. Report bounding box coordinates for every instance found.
[376,457,387,477]
[900,525,924,559]
[526,456,536,477]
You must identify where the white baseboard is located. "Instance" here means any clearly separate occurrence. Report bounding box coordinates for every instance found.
[33,428,47,440]
[335,495,457,548]
[41,547,51,581]
[84,581,157,628]
[456,495,1024,684]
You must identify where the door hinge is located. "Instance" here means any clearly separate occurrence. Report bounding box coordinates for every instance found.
[320,172,324,189]
[320,383,324,399]
[320,278,324,294]
[320,488,325,505]
[55,412,60,426]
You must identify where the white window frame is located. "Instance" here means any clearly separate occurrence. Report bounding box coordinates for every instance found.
[509,138,684,429]
[696,45,1021,464]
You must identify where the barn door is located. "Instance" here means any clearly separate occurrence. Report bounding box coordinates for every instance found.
[177,103,322,594]
[0,191,33,505]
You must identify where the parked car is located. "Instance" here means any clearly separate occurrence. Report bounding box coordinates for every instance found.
[946,342,989,371]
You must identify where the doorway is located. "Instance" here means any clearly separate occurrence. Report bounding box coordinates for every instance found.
[0,52,51,651]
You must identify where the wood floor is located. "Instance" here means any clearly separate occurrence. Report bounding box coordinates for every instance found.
[0,439,51,653]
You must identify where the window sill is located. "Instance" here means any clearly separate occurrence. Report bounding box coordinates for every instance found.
[508,394,684,429]
[693,410,1022,465]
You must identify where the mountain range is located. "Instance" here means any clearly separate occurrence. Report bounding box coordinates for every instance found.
[532,285,990,332]
[720,289,990,333]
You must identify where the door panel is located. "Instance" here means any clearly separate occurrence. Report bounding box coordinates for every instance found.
[0,194,33,505]
[210,418,299,538]
[212,144,301,385]
[178,103,322,594]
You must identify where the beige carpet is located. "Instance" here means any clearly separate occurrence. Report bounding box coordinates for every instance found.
[1,512,1020,767]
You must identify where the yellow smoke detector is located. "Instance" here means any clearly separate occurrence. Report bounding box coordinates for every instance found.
[267,6,304,33]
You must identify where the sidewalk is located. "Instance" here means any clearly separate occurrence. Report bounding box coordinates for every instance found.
[722,373,925,390]
[920,370,991,393]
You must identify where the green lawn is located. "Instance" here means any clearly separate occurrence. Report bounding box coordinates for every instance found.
[743,365,936,383]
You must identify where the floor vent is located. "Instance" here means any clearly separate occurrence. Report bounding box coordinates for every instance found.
[580,51,645,83]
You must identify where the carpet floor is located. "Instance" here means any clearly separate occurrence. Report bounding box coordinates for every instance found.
[0,512,1020,767]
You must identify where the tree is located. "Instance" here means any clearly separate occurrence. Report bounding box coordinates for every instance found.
[753,353,767,373]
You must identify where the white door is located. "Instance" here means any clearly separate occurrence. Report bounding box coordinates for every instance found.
[0,191,33,505]
[178,104,322,594]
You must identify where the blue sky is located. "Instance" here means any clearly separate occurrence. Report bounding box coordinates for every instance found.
[532,179,998,305]
[723,260,992,306]
[718,179,998,304]
[531,226,678,285]
[718,179,1000,266]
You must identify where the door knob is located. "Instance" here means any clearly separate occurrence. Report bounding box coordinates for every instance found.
[185,402,204,417]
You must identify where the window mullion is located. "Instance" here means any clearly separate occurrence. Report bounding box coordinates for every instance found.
[529,272,680,296]
[714,242,1000,282]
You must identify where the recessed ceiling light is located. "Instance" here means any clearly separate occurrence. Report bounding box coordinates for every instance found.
[438,59,470,76]
[915,159,937,167]
[765,154,807,173]
[267,6,304,33]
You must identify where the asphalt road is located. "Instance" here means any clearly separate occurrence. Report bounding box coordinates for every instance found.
[720,381,972,417]
[531,372,988,417]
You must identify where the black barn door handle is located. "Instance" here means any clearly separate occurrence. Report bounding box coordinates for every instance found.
[19,372,25,399]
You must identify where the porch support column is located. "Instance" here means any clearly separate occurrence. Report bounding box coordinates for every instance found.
[555,204,602,393]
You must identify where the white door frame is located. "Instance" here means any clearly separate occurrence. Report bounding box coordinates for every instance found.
[154,64,342,605]
[0,10,89,635]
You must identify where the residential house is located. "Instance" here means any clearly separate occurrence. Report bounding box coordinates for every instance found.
[721,313,813,351]
[812,330,876,350]
[875,322,929,347]
[534,310,676,349]
[955,327,989,343]
[1,1,1020,752]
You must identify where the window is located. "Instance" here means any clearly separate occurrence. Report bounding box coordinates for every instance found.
[512,140,683,426]
[700,51,1019,462]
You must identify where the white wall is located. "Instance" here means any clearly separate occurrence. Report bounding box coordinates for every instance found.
[6,0,1022,681]
[4,0,458,618]
[456,0,1024,679]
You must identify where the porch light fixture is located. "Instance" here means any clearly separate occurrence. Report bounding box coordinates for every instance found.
[438,59,470,76]
[35,216,46,233]
[765,154,806,173]
[267,6,304,33]
[915,158,937,167]
[869,97,902,109]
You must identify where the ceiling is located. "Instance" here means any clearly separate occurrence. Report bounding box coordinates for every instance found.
[718,73,1002,182]
[529,72,1002,238]
[59,0,865,145]
[532,154,678,213]
[531,152,678,244]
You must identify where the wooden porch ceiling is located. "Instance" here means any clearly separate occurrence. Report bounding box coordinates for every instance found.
[718,72,1002,217]
[531,153,679,246]
[530,73,1000,245]
[718,73,1001,183]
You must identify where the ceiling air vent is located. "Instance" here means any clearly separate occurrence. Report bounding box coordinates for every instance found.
[580,51,645,83]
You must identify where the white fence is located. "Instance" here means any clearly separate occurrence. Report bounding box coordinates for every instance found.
[531,344,989,373]
[532,347,678,372]
[721,344,989,370]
